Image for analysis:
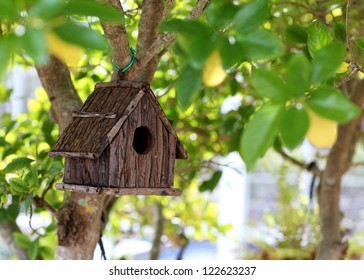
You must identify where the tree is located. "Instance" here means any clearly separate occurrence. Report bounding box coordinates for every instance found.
[1,0,364,260]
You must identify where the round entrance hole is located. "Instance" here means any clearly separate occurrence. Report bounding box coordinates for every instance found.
[133,126,153,155]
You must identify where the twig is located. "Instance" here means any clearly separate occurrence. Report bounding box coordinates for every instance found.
[33,195,57,216]
[162,0,175,21]
[279,149,321,176]
[187,0,209,19]
[157,81,176,99]
[135,0,210,73]
[345,0,355,62]
[177,159,243,175]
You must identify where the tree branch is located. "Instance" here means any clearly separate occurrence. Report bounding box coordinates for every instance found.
[278,149,321,176]
[36,56,82,132]
[187,0,209,19]
[132,0,165,82]
[134,0,209,79]
[162,0,174,20]
[101,0,130,81]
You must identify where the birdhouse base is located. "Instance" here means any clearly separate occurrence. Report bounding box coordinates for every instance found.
[56,183,181,196]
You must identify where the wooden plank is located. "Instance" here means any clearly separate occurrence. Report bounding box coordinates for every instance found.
[63,158,72,182]
[106,89,145,144]
[109,132,120,186]
[155,118,163,187]
[99,147,109,186]
[95,80,150,91]
[56,184,182,196]
[168,134,177,186]
[160,125,169,187]
[49,151,95,159]
[72,111,117,119]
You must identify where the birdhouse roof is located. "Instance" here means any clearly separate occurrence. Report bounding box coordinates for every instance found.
[49,80,188,160]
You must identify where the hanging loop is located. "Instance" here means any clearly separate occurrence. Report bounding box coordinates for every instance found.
[112,47,136,80]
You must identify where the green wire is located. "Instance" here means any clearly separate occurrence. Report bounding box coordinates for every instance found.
[112,47,136,72]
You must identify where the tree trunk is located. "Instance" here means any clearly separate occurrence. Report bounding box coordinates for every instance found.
[37,56,106,259]
[316,80,364,259]
[150,202,164,260]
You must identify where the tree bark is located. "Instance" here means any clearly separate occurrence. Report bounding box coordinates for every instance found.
[37,56,106,259]
[149,202,164,260]
[316,80,364,259]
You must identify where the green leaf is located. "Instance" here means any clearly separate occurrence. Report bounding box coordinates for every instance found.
[53,21,107,51]
[307,21,333,58]
[238,29,283,61]
[306,87,361,123]
[218,36,244,69]
[240,102,285,170]
[21,28,48,65]
[0,0,19,20]
[29,0,66,20]
[3,157,34,173]
[160,19,216,69]
[233,0,270,34]
[286,54,311,97]
[0,36,16,79]
[199,170,223,192]
[13,233,32,249]
[9,178,29,194]
[251,68,290,101]
[356,38,364,51]
[24,193,33,215]
[333,23,346,42]
[65,0,124,23]
[205,1,238,29]
[311,42,346,83]
[39,246,55,260]
[176,66,202,109]
[286,24,307,44]
[29,241,39,260]
[280,107,309,150]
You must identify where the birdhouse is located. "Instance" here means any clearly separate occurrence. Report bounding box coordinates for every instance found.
[49,80,188,196]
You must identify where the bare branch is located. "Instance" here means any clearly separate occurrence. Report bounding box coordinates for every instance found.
[134,0,209,78]
[101,0,130,80]
[278,149,321,176]
[187,0,209,19]
[162,0,175,20]
[345,0,355,62]
[36,56,82,132]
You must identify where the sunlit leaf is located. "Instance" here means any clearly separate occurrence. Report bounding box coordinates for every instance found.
[238,29,283,61]
[53,21,107,51]
[251,68,291,101]
[3,157,34,173]
[311,42,345,83]
[306,87,361,123]
[280,107,309,150]
[176,66,202,109]
[286,54,311,97]
[240,102,285,170]
[233,0,270,34]
[307,21,333,58]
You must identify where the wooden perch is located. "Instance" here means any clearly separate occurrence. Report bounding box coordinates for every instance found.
[72,111,117,119]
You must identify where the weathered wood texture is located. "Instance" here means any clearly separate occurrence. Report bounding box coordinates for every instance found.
[50,80,187,196]
[56,184,181,196]
[50,80,187,159]
[108,94,176,188]
[63,147,110,186]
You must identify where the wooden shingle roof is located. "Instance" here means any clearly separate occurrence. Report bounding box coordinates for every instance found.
[49,80,188,160]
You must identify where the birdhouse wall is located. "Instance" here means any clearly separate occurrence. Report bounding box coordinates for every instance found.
[63,147,110,187]
[108,94,177,189]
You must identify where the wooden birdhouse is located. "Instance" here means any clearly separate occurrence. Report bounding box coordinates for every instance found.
[49,80,188,196]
